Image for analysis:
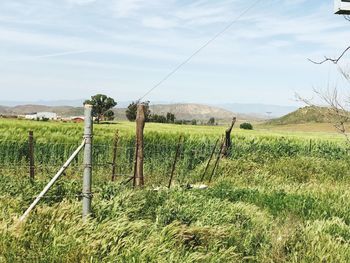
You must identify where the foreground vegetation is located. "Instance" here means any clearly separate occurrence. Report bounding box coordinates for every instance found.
[2,156,350,262]
[1,118,350,262]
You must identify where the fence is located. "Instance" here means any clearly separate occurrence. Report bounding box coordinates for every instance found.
[1,134,349,185]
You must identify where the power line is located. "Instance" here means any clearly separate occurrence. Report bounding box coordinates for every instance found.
[138,0,262,101]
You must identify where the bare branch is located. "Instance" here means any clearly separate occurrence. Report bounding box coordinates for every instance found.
[296,88,350,145]
[345,15,350,22]
[308,46,350,65]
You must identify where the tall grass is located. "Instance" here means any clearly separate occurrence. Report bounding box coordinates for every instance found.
[1,119,350,262]
[1,156,350,262]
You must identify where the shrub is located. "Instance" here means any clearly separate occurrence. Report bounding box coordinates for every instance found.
[240,122,253,130]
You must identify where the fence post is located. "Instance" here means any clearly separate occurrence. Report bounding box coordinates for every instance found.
[82,104,93,219]
[168,136,182,188]
[222,117,236,157]
[28,131,35,180]
[133,104,145,187]
[209,137,225,183]
[111,130,119,181]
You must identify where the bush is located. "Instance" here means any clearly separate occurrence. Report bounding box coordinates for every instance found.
[240,122,253,130]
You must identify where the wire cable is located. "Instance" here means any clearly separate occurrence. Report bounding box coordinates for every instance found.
[138,0,262,101]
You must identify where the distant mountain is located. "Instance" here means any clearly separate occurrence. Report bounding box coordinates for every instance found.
[0,103,261,122]
[267,106,333,125]
[147,103,260,121]
[215,103,297,118]
[0,100,297,118]
[0,105,83,117]
[0,100,84,107]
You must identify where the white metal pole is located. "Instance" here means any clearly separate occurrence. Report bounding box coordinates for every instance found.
[82,104,93,219]
[19,140,85,222]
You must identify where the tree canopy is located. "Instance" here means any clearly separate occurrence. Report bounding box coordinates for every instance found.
[126,101,151,121]
[84,94,117,123]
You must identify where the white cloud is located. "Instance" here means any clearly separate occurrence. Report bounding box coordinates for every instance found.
[142,17,177,29]
[111,0,144,17]
[65,0,97,5]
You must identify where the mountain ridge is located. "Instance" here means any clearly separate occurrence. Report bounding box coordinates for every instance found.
[0,103,262,122]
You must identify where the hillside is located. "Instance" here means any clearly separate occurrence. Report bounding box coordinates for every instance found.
[0,105,83,117]
[0,103,261,122]
[148,103,252,121]
[267,106,332,125]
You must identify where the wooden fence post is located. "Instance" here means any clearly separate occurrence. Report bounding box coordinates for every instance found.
[28,131,35,180]
[133,104,145,187]
[111,130,119,181]
[222,117,236,157]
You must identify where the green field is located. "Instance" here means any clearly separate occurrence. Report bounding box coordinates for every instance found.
[1,119,350,262]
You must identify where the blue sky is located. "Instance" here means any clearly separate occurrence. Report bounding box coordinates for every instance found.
[1,0,349,106]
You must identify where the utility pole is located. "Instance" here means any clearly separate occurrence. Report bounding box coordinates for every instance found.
[82,104,93,219]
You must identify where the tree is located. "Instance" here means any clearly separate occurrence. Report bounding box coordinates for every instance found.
[208,117,215,126]
[126,101,151,122]
[104,110,115,121]
[84,94,117,123]
[126,101,137,121]
[240,122,253,130]
[166,112,175,123]
[300,18,350,143]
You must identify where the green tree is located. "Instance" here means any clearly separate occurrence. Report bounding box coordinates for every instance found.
[240,122,253,130]
[84,94,117,123]
[126,101,151,122]
[208,117,215,126]
[166,112,175,123]
[104,110,115,121]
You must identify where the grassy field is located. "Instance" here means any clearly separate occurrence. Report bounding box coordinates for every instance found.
[1,118,350,262]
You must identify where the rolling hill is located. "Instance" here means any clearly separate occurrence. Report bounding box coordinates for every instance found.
[267,106,333,125]
[0,103,262,122]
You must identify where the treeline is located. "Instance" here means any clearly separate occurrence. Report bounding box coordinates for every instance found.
[125,101,217,125]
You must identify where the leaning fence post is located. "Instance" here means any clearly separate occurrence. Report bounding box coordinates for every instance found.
[133,104,145,187]
[168,136,183,188]
[18,140,85,222]
[28,131,35,180]
[82,104,93,219]
[200,138,219,182]
[208,137,225,183]
[111,130,119,181]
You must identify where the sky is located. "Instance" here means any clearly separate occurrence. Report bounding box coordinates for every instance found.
[0,0,350,106]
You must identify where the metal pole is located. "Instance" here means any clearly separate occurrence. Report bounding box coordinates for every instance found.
[82,104,93,219]
[28,131,35,180]
[19,140,85,222]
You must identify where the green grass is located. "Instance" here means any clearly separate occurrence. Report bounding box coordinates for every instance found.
[1,156,350,262]
[1,118,350,262]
